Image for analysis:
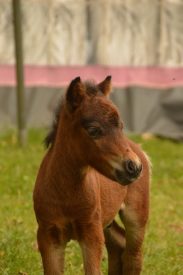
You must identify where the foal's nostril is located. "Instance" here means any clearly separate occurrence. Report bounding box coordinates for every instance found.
[124,160,142,178]
[125,160,136,174]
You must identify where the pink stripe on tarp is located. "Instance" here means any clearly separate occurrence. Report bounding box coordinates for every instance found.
[0,65,183,88]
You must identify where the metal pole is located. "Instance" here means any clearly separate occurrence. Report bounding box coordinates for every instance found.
[12,0,26,146]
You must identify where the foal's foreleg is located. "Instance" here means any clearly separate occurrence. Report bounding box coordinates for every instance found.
[104,220,126,275]
[80,223,104,275]
[37,225,66,275]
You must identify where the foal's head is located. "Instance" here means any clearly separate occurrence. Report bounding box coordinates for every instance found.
[55,77,142,185]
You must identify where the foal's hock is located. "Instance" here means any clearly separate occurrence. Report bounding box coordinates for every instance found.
[33,76,150,275]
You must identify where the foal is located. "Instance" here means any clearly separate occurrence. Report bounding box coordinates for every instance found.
[33,76,150,275]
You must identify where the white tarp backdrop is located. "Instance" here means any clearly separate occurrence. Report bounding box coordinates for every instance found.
[0,0,183,66]
[0,0,87,65]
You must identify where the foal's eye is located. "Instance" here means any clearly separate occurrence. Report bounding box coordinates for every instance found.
[87,127,103,139]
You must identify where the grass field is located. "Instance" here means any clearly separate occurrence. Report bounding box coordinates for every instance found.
[0,129,183,275]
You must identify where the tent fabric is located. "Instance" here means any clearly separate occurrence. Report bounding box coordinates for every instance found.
[1,1,182,140]
[111,87,183,140]
[0,86,182,141]
[0,65,183,88]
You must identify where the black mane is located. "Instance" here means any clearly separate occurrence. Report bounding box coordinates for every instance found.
[44,99,64,148]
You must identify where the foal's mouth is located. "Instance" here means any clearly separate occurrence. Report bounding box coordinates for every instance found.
[114,169,138,185]
[112,160,143,186]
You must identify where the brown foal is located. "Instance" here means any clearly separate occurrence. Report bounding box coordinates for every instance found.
[33,76,150,275]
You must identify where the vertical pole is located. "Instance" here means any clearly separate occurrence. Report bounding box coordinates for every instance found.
[157,0,164,65]
[12,0,26,146]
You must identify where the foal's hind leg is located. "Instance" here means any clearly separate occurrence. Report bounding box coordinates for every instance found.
[37,225,66,275]
[104,220,126,275]
[119,206,148,275]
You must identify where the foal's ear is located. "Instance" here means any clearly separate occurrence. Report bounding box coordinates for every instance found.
[66,77,85,111]
[98,76,112,96]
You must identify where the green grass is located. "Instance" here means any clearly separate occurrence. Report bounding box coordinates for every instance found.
[0,129,183,274]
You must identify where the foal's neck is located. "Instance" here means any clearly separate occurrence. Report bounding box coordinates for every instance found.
[50,125,86,186]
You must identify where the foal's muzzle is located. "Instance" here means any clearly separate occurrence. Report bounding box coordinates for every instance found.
[124,159,142,179]
[114,159,142,185]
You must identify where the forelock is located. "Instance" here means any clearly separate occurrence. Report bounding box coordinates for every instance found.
[84,80,103,97]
